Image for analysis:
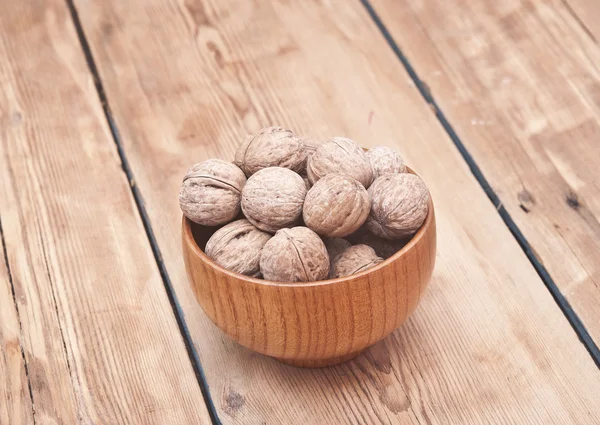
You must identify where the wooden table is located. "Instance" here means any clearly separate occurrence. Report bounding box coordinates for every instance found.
[1,0,599,424]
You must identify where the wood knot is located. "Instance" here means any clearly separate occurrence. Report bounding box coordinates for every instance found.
[11,111,22,126]
[223,390,245,416]
[184,0,210,27]
[177,114,212,144]
[206,41,225,69]
[517,189,535,213]
[565,191,580,210]
[101,21,114,40]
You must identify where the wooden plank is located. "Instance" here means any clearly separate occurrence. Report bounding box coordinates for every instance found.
[368,0,600,344]
[75,0,600,423]
[564,0,600,41]
[0,1,211,424]
[0,236,34,425]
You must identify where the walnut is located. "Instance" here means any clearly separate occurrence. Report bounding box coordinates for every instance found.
[307,137,373,188]
[260,227,330,282]
[331,245,383,278]
[205,219,271,277]
[303,174,370,238]
[366,174,430,240]
[366,146,406,179]
[323,237,352,276]
[323,237,352,261]
[347,227,407,259]
[300,137,322,159]
[302,175,311,191]
[234,127,307,176]
[179,159,246,226]
[241,167,307,233]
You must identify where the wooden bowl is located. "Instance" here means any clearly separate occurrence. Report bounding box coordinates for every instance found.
[182,182,436,368]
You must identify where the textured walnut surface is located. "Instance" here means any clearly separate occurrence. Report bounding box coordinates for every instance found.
[366,173,430,240]
[301,137,322,159]
[241,167,307,233]
[323,237,352,262]
[260,227,329,282]
[323,237,352,276]
[303,174,370,238]
[234,127,307,176]
[366,146,407,179]
[179,159,246,226]
[205,219,271,277]
[331,244,383,278]
[307,137,373,188]
[302,175,311,190]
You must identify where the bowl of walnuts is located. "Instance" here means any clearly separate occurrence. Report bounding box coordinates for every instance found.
[181,127,436,367]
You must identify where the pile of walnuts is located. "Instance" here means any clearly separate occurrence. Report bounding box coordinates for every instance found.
[179,126,430,282]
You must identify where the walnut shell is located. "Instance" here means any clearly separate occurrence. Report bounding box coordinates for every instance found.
[179,159,246,226]
[234,127,307,176]
[241,167,307,233]
[331,244,383,278]
[323,237,352,276]
[366,174,430,240]
[260,227,330,282]
[323,237,352,261]
[307,137,373,188]
[302,175,311,191]
[347,227,407,259]
[303,174,370,238]
[205,219,271,277]
[301,137,322,159]
[366,146,407,179]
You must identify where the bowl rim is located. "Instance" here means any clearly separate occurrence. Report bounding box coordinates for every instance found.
[182,189,434,288]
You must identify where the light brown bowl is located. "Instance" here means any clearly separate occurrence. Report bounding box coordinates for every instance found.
[182,178,436,368]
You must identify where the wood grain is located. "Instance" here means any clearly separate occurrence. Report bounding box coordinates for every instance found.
[0,234,34,425]
[0,1,211,424]
[75,0,600,423]
[183,196,435,367]
[369,0,600,344]
[564,0,600,41]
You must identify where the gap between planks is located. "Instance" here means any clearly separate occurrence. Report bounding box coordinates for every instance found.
[64,1,222,423]
[359,0,600,368]
[0,217,36,423]
[65,0,600,409]
[559,0,598,44]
